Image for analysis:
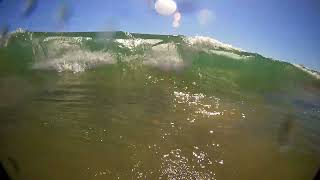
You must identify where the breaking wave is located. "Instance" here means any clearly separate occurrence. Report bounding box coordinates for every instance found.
[1,29,319,81]
[32,50,115,73]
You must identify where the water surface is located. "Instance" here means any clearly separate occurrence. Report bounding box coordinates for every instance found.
[0,31,319,179]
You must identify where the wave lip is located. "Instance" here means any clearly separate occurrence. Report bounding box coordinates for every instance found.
[115,39,163,50]
[143,42,184,70]
[293,64,320,79]
[33,50,115,73]
[185,36,243,52]
[2,29,320,79]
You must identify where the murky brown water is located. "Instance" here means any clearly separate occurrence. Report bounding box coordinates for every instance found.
[0,67,319,180]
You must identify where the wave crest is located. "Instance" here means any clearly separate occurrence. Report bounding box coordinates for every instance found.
[33,50,115,73]
[185,36,243,51]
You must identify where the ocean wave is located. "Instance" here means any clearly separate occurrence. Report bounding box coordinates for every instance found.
[209,50,252,60]
[2,29,319,79]
[32,39,184,72]
[293,64,320,79]
[142,43,184,70]
[33,50,115,73]
[185,36,243,52]
[10,28,28,34]
[115,39,163,50]
[43,36,92,43]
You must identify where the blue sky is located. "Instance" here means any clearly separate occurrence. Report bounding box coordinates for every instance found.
[1,0,319,70]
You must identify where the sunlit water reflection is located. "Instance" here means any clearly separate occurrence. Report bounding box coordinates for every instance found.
[0,67,319,180]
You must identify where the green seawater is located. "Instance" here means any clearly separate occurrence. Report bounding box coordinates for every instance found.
[0,30,319,179]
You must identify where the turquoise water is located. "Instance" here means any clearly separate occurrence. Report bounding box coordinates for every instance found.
[0,30,319,179]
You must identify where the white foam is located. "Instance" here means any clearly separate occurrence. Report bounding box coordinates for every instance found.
[115,38,162,50]
[143,43,184,70]
[33,50,115,73]
[37,36,92,59]
[43,36,92,43]
[209,50,252,60]
[124,32,134,38]
[293,64,320,79]
[33,35,184,72]
[115,41,184,70]
[186,36,243,52]
[10,28,27,34]
[32,35,115,73]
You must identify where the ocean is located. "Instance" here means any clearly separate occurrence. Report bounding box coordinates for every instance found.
[0,29,319,179]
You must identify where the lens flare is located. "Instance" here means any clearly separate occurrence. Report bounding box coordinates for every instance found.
[172,11,181,28]
[197,9,214,26]
[155,0,177,16]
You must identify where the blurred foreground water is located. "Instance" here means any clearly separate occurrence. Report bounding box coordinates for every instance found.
[0,30,319,179]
